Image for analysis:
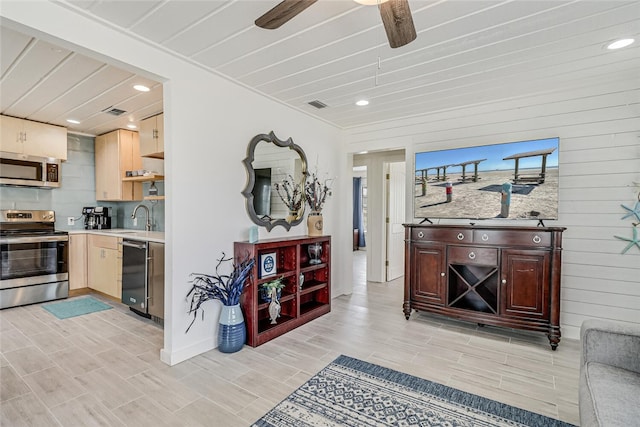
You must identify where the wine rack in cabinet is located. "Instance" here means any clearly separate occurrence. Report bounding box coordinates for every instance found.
[404,224,565,350]
[235,235,331,347]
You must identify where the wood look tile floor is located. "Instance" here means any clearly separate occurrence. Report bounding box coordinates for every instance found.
[0,251,580,426]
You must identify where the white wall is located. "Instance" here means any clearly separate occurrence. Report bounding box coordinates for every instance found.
[1,2,347,365]
[345,76,640,340]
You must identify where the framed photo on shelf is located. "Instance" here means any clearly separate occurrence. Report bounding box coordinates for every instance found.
[259,252,277,278]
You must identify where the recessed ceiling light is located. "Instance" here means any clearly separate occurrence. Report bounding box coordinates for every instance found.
[66,119,80,124]
[356,99,369,106]
[127,124,137,129]
[607,38,635,50]
[133,84,150,92]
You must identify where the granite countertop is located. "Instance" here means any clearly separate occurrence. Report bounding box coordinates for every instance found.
[66,228,165,243]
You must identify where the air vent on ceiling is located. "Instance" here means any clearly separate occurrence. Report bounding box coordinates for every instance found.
[308,100,328,109]
[102,107,127,116]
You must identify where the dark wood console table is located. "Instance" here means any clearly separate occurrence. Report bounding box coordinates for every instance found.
[404,224,565,349]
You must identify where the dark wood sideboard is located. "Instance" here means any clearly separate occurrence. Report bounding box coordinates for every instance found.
[404,224,565,349]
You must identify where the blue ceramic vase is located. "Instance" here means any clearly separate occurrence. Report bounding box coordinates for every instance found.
[218,304,246,353]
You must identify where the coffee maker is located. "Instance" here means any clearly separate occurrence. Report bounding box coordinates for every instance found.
[82,206,112,230]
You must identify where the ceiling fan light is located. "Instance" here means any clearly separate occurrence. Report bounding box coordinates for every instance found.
[354,0,389,5]
[607,38,635,50]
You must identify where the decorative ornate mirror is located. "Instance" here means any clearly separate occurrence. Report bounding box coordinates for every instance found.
[242,131,308,231]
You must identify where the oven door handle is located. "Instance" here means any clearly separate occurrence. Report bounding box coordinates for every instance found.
[0,235,69,244]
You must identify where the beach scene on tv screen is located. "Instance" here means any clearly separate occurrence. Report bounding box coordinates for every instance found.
[414,138,559,220]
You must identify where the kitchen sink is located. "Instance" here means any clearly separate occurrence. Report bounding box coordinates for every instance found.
[99,230,139,234]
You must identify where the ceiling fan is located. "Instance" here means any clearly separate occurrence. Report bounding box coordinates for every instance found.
[255,0,417,49]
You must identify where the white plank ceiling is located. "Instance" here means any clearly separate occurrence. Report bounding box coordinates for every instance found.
[1,0,638,136]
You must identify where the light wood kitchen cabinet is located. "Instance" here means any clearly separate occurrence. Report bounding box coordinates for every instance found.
[69,233,88,290]
[0,115,67,160]
[139,113,164,159]
[87,234,122,299]
[147,242,165,319]
[95,129,142,201]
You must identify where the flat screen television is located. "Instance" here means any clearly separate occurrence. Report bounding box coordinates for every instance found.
[414,137,559,221]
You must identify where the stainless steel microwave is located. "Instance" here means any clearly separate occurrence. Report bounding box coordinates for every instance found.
[0,152,61,188]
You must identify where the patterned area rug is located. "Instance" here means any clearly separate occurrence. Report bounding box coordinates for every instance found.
[42,296,112,319]
[253,355,574,427]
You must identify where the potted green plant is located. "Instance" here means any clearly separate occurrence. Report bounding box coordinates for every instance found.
[259,276,285,303]
[186,253,254,353]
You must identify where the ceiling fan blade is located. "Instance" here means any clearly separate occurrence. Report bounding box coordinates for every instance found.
[255,0,318,30]
[379,0,417,48]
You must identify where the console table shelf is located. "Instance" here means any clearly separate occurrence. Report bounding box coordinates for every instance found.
[404,224,565,349]
[235,235,331,347]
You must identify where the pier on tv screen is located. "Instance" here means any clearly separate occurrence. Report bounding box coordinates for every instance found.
[414,137,559,220]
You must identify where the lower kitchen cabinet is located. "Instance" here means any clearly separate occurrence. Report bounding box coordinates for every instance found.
[69,233,87,290]
[87,234,122,299]
[147,242,164,319]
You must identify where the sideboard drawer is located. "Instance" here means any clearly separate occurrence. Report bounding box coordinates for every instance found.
[473,229,550,247]
[412,228,472,243]
[448,246,498,265]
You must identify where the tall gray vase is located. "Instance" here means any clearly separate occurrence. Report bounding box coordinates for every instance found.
[218,304,246,353]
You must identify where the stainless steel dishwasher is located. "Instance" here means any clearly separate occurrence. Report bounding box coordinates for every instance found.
[121,239,164,321]
[121,239,148,316]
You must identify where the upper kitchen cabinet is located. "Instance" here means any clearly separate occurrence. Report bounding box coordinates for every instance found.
[139,113,164,159]
[95,129,143,201]
[0,115,67,160]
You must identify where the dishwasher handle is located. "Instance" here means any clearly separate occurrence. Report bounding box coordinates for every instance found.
[122,240,147,249]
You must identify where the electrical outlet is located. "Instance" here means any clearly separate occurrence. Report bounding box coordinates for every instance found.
[67,217,75,226]
[133,218,138,227]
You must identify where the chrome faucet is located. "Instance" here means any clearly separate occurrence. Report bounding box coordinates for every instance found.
[132,204,152,231]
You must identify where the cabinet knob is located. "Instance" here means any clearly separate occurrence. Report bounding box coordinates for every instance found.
[481,233,489,241]
[440,272,445,277]
[532,235,542,244]
[468,251,476,260]
[457,233,465,240]
[418,231,424,238]
[501,279,507,284]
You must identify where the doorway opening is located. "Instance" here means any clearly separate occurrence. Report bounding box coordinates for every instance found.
[353,165,367,286]
[352,150,406,286]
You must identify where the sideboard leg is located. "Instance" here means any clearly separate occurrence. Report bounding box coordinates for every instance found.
[548,327,561,351]
[403,302,411,319]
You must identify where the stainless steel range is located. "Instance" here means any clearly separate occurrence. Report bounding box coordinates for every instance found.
[0,210,69,309]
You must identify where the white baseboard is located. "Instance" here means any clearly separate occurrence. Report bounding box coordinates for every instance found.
[160,339,215,366]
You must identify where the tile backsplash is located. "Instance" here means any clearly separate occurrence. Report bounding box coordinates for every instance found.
[0,133,165,231]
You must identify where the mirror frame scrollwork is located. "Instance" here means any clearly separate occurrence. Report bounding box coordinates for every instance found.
[242,131,308,231]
